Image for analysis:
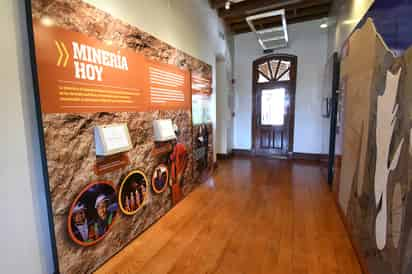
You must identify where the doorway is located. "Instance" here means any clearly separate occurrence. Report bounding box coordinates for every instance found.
[252,54,297,157]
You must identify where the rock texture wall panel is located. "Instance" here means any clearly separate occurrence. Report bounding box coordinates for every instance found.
[339,18,412,274]
[29,1,213,273]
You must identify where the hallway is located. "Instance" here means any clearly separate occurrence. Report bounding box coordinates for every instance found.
[96,157,362,274]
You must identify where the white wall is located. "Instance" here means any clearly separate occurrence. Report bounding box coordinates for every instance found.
[233,19,328,153]
[216,35,236,155]
[216,59,228,154]
[216,56,234,155]
[1,0,231,273]
[0,1,54,273]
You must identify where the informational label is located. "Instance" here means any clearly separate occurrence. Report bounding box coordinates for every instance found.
[153,119,176,142]
[94,153,130,176]
[148,61,191,110]
[33,22,191,113]
[95,124,132,156]
[102,126,130,151]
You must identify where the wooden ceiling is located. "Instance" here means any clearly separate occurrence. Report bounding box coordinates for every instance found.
[210,0,332,34]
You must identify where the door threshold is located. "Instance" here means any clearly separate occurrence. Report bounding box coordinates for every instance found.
[269,155,289,160]
[254,154,289,160]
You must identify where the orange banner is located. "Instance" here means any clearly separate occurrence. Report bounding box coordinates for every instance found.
[33,21,191,113]
[148,60,191,110]
[191,72,212,95]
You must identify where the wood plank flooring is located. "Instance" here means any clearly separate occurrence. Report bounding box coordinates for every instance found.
[95,157,362,274]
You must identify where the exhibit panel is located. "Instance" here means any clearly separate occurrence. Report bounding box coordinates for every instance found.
[27,0,212,273]
[337,13,412,274]
[192,73,214,181]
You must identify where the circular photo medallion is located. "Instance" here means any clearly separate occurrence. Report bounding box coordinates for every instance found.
[67,181,118,247]
[118,170,149,215]
[151,164,169,194]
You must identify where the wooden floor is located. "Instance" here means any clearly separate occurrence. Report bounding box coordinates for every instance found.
[95,157,362,274]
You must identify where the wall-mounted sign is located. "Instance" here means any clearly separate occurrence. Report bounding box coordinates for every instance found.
[151,164,169,194]
[95,123,132,156]
[27,0,212,272]
[67,181,118,247]
[153,119,176,142]
[33,22,191,113]
[148,60,190,109]
[118,170,149,215]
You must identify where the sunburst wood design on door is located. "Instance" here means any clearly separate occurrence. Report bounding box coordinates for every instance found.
[257,57,292,84]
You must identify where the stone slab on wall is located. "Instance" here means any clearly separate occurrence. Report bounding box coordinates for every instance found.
[338,18,412,274]
[30,0,213,273]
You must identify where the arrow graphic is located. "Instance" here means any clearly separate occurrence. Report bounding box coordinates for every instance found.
[55,40,63,66]
[55,41,69,67]
[61,42,69,67]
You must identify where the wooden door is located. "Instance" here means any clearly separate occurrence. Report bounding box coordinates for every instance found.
[252,54,297,157]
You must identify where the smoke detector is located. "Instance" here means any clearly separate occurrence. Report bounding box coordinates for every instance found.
[246,9,289,51]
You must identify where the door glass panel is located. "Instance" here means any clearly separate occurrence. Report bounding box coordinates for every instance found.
[277,61,290,81]
[258,72,269,83]
[278,69,290,81]
[261,88,285,126]
[258,62,271,79]
[270,59,280,76]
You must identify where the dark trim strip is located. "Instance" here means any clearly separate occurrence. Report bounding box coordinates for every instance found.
[292,152,328,162]
[24,0,60,273]
[216,153,233,160]
[232,149,253,157]
[231,150,329,161]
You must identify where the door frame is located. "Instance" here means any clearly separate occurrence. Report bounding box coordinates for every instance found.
[251,54,297,157]
[327,52,340,185]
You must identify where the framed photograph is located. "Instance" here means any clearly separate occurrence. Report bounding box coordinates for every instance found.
[118,170,149,215]
[67,181,118,247]
[151,164,169,194]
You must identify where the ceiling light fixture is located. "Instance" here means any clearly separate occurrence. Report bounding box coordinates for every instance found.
[320,18,329,29]
[225,1,231,10]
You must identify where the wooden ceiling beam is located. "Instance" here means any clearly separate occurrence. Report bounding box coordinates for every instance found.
[219,0,294,18]
[230,8,329,33]
[232,12,329,33]
[210,0,249,9]
[210,0,227,9]
[218,0,331,19]
[225,0,331,24]
[230,4,329,30]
